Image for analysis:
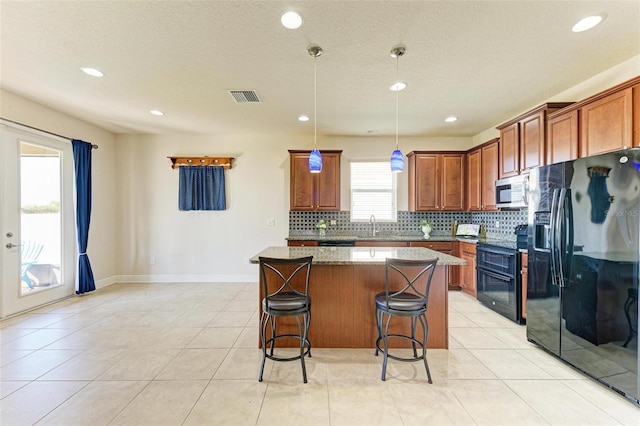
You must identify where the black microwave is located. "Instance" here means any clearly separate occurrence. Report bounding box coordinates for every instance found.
[495,175,529,209]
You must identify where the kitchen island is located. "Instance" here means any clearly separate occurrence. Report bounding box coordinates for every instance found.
[250,246,465,349]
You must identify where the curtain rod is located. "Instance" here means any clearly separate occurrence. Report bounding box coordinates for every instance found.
[0,118,98,149]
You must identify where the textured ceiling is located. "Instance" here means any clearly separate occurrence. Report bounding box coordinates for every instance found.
[1,1,639,137]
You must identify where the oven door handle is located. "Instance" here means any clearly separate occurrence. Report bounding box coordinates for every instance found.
[477,268,513,281]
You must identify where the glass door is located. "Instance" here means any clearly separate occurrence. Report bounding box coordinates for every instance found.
[1,126,75,318]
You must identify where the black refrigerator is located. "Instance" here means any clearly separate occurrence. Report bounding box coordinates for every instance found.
[527,148,639,406]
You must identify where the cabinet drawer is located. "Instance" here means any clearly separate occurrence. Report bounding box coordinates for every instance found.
[409,241,453,252]
[287,240,318,247]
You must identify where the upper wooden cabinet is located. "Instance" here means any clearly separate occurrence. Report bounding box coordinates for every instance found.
[407,152,465,211]
[547,109,579,164]
[580,87,634,157]
[466,138,499,211]
[544,76,640,160]
[289,150,342,211]
[466,148,481,211]
[497,103,572,178]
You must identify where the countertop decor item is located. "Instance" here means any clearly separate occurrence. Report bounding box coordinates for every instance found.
[420,219,433,239]
[316,219,328,237]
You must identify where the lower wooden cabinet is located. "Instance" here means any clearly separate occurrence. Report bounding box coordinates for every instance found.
[458,241,477,297]
[287,240,318,247]
[354,241,408,247]
[521,251,528,320]
[410,241,458,289]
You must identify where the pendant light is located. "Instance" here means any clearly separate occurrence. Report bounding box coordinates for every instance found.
[390,45,407,173]
[308,45,323,173]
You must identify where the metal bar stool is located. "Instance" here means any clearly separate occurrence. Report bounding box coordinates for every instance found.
[258,256,313,383]
[375,257,438,382]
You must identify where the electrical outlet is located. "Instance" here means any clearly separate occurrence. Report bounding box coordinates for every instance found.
[150,257,156,265]
[267,218,275,226]
[495,221,500,228]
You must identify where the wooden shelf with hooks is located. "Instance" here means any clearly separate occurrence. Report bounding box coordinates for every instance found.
[168,156,234,169]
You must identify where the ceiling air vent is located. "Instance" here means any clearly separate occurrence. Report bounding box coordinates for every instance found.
[228,90,261,103]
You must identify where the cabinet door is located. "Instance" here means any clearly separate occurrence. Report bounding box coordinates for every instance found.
[547,110,579,164]
[290,153,315,210]
[499,122,520,178]
[410,241,455,287]
[441,154,465,211]
[467,149,481,211]
[459,242,477,297]
[413,154,439,211]
[315,153,341,211]
[520,110,545,173]
[580,87,633,157]
[481,141,499,211]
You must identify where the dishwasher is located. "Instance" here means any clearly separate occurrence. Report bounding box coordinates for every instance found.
[317,240,356,247]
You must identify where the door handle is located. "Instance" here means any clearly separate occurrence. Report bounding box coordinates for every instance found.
[6,243,21,249]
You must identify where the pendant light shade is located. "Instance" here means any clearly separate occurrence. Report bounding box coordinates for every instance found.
[390,149,404,173]
[308,45,323,173]
[390,45,406,173]
[309,148,322,173]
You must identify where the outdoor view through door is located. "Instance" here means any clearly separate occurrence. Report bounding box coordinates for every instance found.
[20,142,62,295]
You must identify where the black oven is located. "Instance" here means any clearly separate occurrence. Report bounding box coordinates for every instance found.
[476,242,522,323]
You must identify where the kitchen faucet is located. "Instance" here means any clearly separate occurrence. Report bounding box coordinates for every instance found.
[370,215,378,237]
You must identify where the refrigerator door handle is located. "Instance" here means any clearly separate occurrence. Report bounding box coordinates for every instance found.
[556,188,567,288]
[549,188,560,287]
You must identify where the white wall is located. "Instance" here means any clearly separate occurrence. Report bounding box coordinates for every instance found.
[3,56,638,284]
[114,134,471,282]
[470,54,640,147]
[1,89,118,287]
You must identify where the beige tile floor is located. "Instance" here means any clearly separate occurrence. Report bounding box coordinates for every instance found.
[1,282,639,425]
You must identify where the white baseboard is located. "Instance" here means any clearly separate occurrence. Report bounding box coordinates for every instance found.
[114,274,257,283]
[95,275,118,289]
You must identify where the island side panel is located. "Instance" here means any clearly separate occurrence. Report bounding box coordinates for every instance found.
[308,265,355,348]
[352,264,448,349]
[258,264,355,348]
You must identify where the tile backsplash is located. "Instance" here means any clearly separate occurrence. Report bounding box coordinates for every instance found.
[289,209,528,240]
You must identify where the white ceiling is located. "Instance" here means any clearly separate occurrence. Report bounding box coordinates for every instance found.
[1,1,639,137]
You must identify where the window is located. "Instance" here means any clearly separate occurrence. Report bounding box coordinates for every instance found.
[350,161,397,222]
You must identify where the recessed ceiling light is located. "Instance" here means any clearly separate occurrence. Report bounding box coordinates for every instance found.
[298,115,310,122]
[150,110,164,116]
[390,81,407,92]
[572,15,604,32]
[445,116,458,123]
[80,67,104,77]
[281,11,303,29]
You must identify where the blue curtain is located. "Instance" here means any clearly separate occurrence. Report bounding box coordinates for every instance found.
[71,140,96,294]
[179,166,226,211]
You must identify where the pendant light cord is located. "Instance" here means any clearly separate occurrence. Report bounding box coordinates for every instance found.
[395,53,399,150]
[314,53,317,148]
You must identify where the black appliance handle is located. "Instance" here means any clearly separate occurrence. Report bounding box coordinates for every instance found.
[522,175,530,206]
[556,188,567,288]
[477,267,514,281]
[549,189,560,287]
[476,246,517,258]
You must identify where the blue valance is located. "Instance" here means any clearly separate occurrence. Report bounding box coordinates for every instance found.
[179,166,226,211]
